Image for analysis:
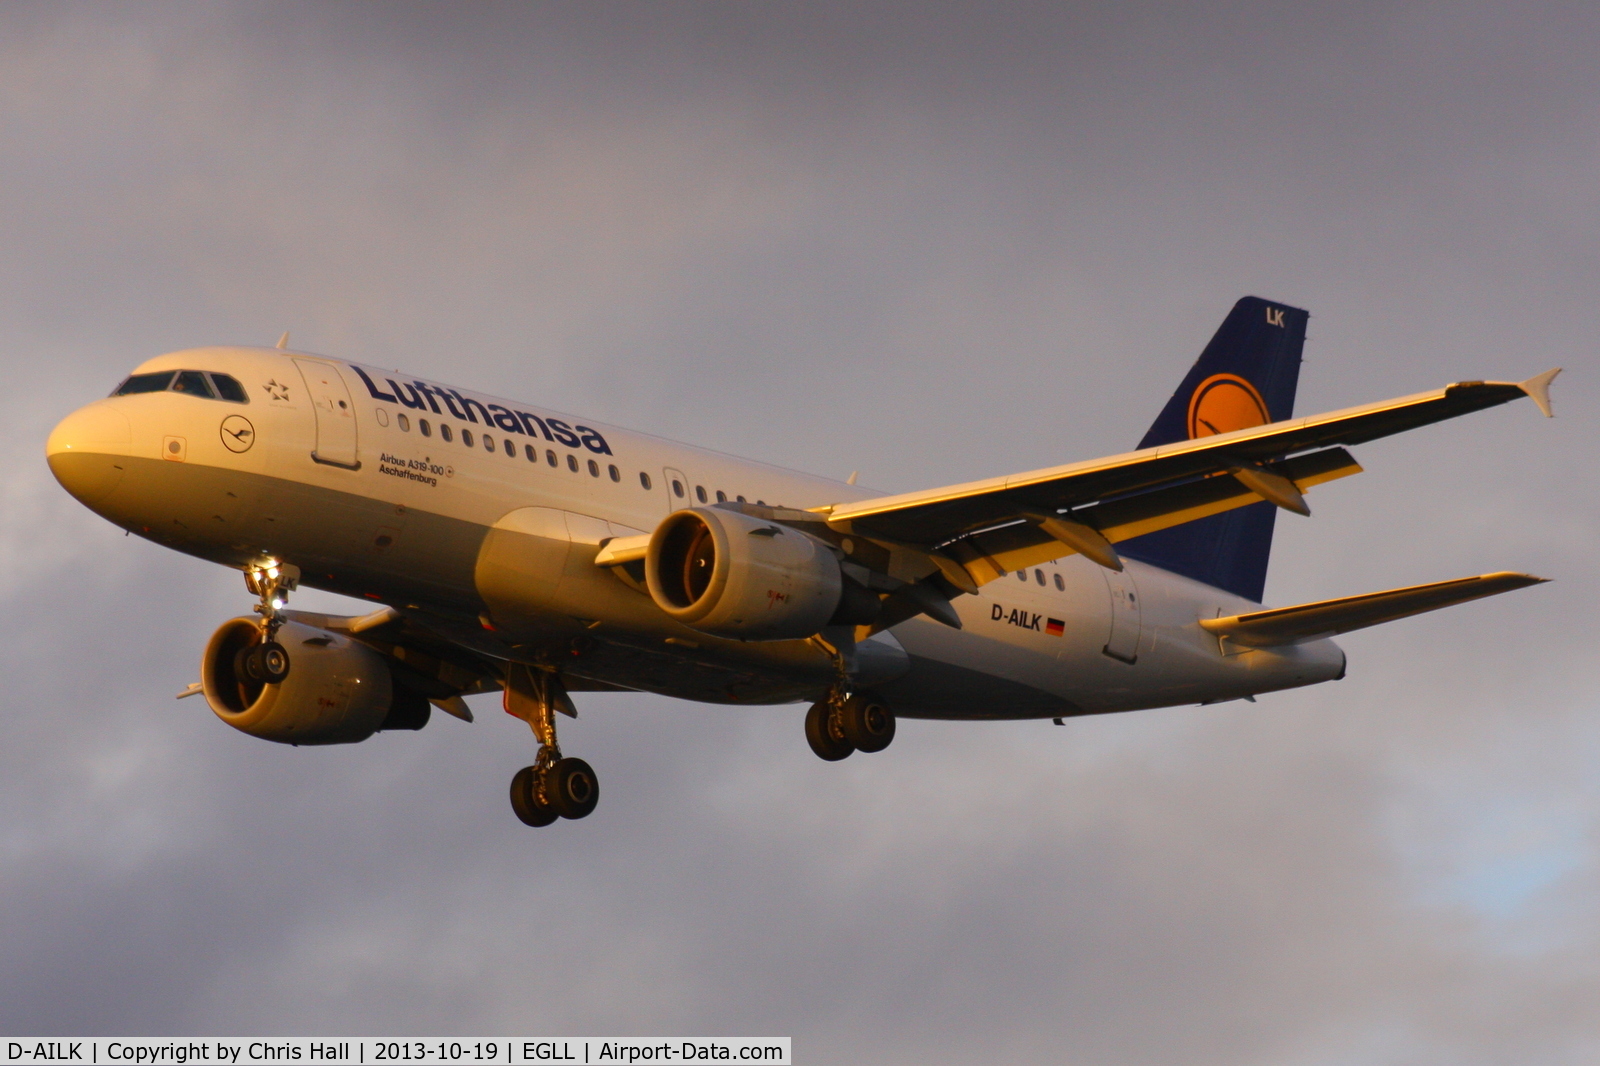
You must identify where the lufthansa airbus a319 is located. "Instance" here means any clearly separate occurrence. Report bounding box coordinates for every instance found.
[46,298,1557,826]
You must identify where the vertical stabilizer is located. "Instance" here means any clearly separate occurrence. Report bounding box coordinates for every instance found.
[1118,296,1308,602]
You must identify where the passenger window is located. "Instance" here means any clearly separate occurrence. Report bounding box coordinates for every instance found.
[1017,570,1027,582]
[504,439,514,457]
[1036,570,1045,586]
[672,480,685,498]
[609,464,621,482]
[715,490,727,503]
[208,373,249,403]
[546,449,557,466]
[398,413,410,432]
[462,429,474,447]
[567,454,579,472]
[1054,573,1065,592]
[525,444,536,461]
[441,424,454,443]
[113,371,175,396]
[588,459,600,477]
[696,486,707,503]
[736,495,746,503]
[171,370,215,397]
[483,434,495,452]
[640,472,653,490]
[420,419,432,437]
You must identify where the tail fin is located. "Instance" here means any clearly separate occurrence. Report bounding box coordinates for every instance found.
[1119,296,1308,602]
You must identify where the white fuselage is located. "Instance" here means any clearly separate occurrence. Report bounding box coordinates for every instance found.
[47,346,1346,719]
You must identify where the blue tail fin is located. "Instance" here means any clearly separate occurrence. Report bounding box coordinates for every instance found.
[1118,296,1308,602]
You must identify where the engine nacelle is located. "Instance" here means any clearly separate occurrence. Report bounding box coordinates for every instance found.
[645,508,844,641]
[201,618,430,745]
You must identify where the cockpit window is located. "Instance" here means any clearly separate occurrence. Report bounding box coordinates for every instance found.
[113,371,175,396]
[171,371,215,397]
[208,373,249,403]
[113,369,250,403]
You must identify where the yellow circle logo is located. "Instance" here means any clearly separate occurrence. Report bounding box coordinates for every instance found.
[1187,374,1269,438]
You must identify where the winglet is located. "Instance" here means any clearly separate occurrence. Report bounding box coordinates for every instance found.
[1519,367,1561,417]
[276,331,290,350]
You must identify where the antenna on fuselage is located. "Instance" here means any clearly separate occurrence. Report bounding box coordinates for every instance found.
[847,471,859,485]
[275,332,290,350]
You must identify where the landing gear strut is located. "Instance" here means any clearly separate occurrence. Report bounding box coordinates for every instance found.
[237,562,301,685]
[505,664,599,826]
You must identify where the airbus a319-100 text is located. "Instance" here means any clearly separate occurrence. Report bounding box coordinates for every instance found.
[46,298,1558,826]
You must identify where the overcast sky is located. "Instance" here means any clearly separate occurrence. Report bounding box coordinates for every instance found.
[3,3,1598,1062]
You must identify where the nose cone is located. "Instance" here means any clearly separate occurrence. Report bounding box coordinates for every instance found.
[48,403,132,506]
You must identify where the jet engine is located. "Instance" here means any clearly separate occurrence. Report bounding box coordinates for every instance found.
[645,507,850,640]
[201,617,430,745]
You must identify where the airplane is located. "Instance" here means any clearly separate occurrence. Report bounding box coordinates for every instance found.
[46,297,1558,828]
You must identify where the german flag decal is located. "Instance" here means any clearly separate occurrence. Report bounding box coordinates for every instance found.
[1045,618,1065,637]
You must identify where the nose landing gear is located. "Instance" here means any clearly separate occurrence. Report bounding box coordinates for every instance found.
[238,562,301,684]
[505,664,599,827]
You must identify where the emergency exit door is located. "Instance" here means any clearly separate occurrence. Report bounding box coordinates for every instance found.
[663,467,690,512]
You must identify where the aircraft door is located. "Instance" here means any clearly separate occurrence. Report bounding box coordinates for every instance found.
[292,358,360,469]
[663,467,690,511]
[1100,568,1142,664]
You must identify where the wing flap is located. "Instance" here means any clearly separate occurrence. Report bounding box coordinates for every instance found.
[950,448,1362,585]
[1199,571,1547,648]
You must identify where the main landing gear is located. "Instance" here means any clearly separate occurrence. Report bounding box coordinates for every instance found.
[505,664,599,827]
[805,690,896,761]
[237,562,301,685]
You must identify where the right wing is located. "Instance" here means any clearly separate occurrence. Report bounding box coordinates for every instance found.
[819,370,1559,589]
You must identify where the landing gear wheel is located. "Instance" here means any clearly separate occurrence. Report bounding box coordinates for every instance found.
[234,641,291,685]
[805,700,854,761]
[839,692,895,753]
[256,641,290,684]
[545,757,599,820]
[509,765,558,827]
[234,645,264,685]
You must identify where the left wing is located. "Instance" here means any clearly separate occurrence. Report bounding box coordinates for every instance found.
[819,370,1558,589]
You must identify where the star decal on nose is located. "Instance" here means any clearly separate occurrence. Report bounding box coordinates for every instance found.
[263,379,291,402]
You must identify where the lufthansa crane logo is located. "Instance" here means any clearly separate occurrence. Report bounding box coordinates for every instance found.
[1187,374,1270,438]
[220,415,256,453]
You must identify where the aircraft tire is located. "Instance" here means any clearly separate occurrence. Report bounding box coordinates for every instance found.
[545,757,599,820]
[510,765,558,827]
[257,642,291,684]
[234,644,265,684]
[805,700,854,761]
[839,692,895,753]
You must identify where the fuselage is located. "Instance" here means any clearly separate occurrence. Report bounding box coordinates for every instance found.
[46,346,1346,719]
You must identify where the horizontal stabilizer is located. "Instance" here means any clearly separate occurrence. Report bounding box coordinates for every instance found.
[1200,571,1547,648]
